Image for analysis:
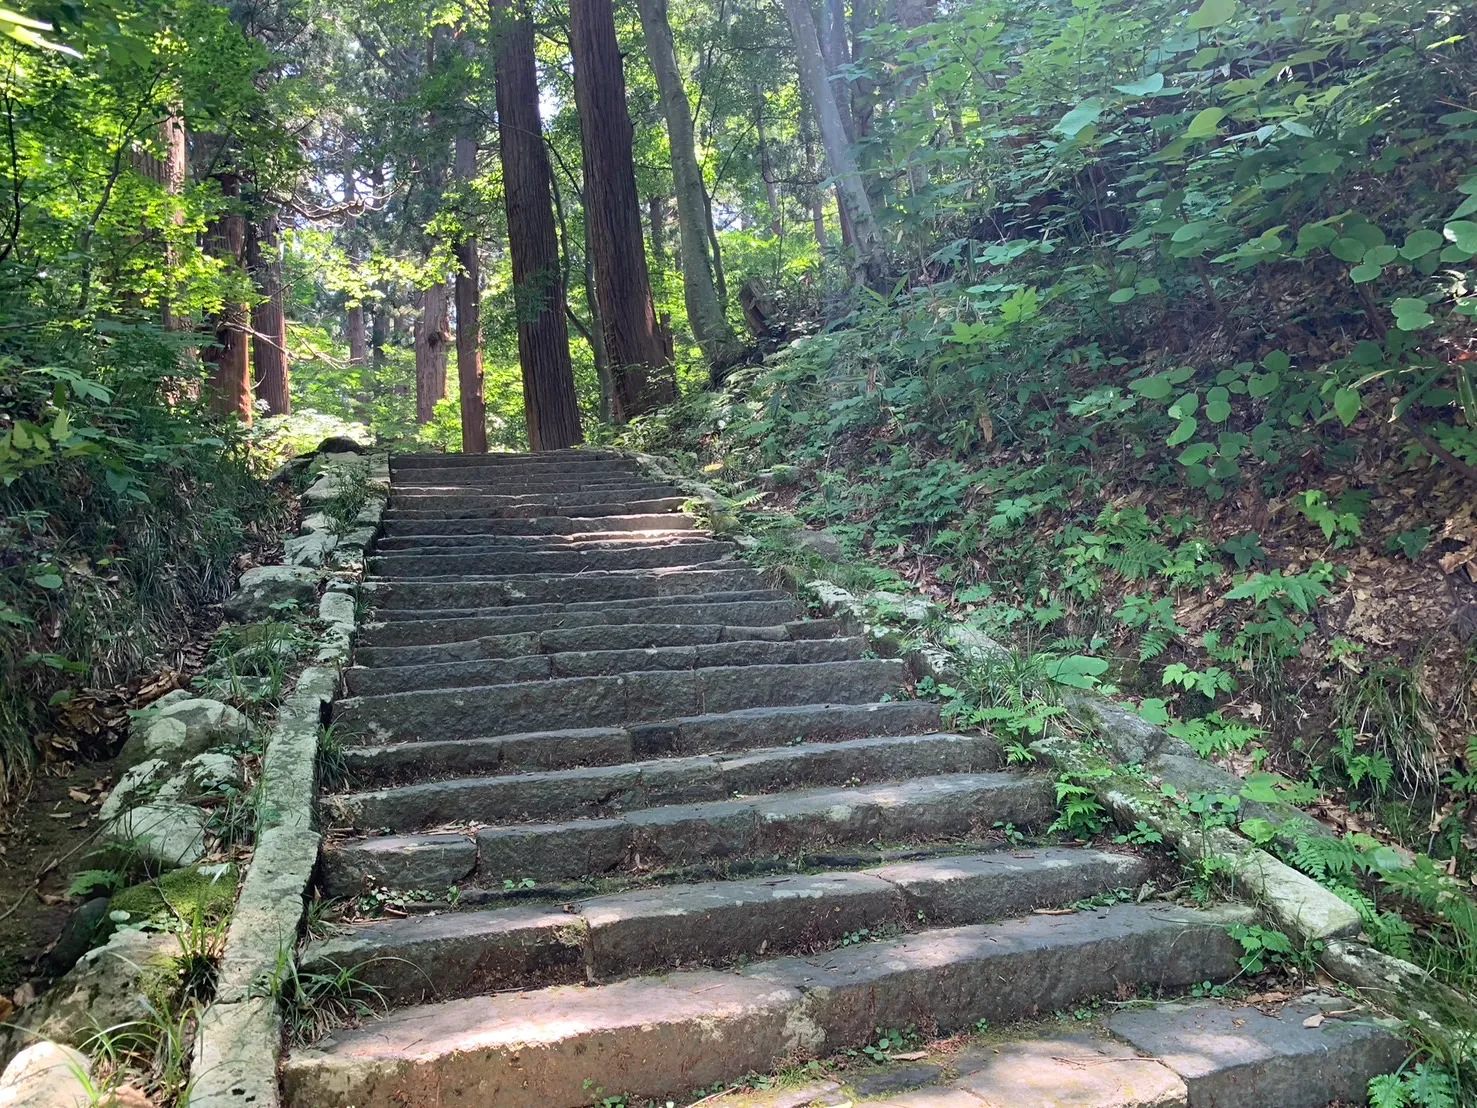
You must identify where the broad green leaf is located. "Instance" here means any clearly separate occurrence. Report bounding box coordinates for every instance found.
[1056,99,1103,138]
[1248,372,1281,398]
[1166,417,1198,446]
[1451,195,1477,220]
[1113,73,1165,96]
[1045,655,1110,689]
[1443,221,1477,253]
[1262,351,1291,373]
[33,573,63,589]
[1178,442,1216,465]
[1107,288,1136,304]
[1296,225,1336,250]
[1392,297,1435,330]
[1401,229,1443,259]
[1348,263,1382,283]
[1130,375,1173,400]
[1298,153,1342,174]
[1186,0,1235,30]
[1333,387,1361,426]
[1205,399,1232,422]
[1186,107,1226,139]
[1363,245,1398,266]
[1169,391,1199,418]
[1171,220,1209,242]
[1328,237,1366,262]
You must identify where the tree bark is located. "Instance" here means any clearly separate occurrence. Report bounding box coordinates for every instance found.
[160,110,188,333]
[755,90,782,238]
[414,281,450,423]
[454,129,489,453]
[342,156,369,367]
[581,199,615,423]
[635,0,742,375]
[819,0,855,145]
[800,98,827,249]
[203,173,252,423]
[648,195,668,265]
[896,0,935,193]
[496,0,583,451]
[783,0,880,276]
[246,208,290,416]
[370,301,389,371]
[570,0,674,421]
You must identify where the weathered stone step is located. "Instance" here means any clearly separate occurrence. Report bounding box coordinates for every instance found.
[320,771,1052,894]
[333,658,908,742]
[355,619,844,669]
[359,595,801,646]
[383,496,687,520]
[386,517,697,543]
[391,449,626,467]
[366,540,735,579]
[339,701,943,783]
[372,530,706,553]
[328,733,997,828]
[388,484,682,509]
[368,566,765,610]
[343,636,866,697]
[391,475,664,494]
[381,513,696,538]
[281,904,1251,1108]
[302,847,1152,1004]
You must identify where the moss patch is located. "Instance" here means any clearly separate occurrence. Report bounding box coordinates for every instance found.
[110,863,239,926]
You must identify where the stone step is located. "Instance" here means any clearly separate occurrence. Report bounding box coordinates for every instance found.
[301,847,1152,1004]
[388,485,682,509]
[332,658,909,742]
[339,701,944,783]
[366,540,736,579]
[280,903,1251,1108]
[390,449,627,467]
[383,496,687,520]
[355,620,844,669]
[367,566,766,610]
[319,771,1053,894]
[342,636,867,697]
[328,733,998,829]
[372,530,706,553]
[380,512,697,538]
[359,595,802,646]
[391,475,665,494]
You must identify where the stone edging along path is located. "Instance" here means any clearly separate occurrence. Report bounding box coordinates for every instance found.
[186,449,390,1108]
[622,447,1477,1066]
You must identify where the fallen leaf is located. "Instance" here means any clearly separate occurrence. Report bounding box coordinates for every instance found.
[892,1051,929,1061]
[1303,1013,1324,1028]
[68,789,89,803]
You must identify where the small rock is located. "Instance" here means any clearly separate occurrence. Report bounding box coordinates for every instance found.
[223,565,319,621]
[789,527,844,561]
[866,591,937,624]
[119,698,249,770]
[284,530,337,568]
[312,436,366,455]
[849,1064,944,1097]
[177,751,242,799]
[103,802,207,869]
[0,1041,91,1107]
[40,898,112,979]
[0,930,175,1060]
[98,758,172,823]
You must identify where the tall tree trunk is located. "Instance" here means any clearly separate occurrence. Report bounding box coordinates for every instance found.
[570,0,674,421]
[203,173,252,423]
[160,110,188,333]
[454,129,489,453]
[370,301,389,371]
[414,282,450,423]
[819,0,855,145]
[246,209,290,416]
[647,195,666,265]
[755,89,782,238]
[800,98,827,249]
[581,200,615,423]
[635,0,742,375]
[343,155,369,367]
[896,0,935,193]
[783,0,879,276]
[495,0,583,451]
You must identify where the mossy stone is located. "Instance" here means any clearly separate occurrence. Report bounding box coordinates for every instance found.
[109,862,239,925]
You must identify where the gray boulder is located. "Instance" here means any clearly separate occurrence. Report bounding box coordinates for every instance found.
[103,802,207,869]
[0,1041,92,1106]
[120,698,248,771]
[788,527,844,561]
[223,565,319,621]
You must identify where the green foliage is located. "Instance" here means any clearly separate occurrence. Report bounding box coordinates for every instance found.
[1050,769,1111,838]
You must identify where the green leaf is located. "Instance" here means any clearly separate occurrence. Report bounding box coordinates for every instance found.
[33,573,63,590]
[1045,655,1110,689]
[1443,221,1477,253]
[1392,297,1436,331]
[1400,230,1444,259]
[1130,375,1173,400]
[1178,442,1216,465]
[1248,372,1281,398]
[1333,387,1361,426]
[1171,220,1210,242]
[1363,244,1398,266]
[1186,107,1226,139]
[1113,73,1165,96]
[1205,399,1232,422]
[1328,237,1366,262]
[1166,417,1198,446]
[1056,99,1103,138]
[1107,287,1137,304]
[1186,0,1235,30]
[1348,263,1382,283]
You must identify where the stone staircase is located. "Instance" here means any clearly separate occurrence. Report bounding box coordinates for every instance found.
[280,450,1399,1108]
